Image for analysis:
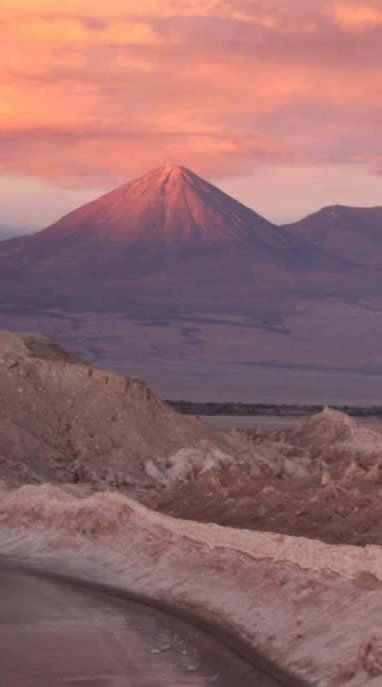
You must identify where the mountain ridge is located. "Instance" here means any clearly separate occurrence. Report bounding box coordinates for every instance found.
[283,203,382,268]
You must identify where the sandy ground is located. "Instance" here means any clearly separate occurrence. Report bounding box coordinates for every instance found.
[0,565,278,687]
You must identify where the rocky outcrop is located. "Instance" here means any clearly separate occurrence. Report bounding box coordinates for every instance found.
[281,407,382,461]
[0,330,88,365]
[150,409,382,546]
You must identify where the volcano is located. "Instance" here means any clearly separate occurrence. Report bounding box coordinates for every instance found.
[39,163,273,246]
[1,164,307,264]
[0,164,364,331]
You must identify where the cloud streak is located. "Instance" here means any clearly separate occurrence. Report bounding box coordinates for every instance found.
[1,1,382,185]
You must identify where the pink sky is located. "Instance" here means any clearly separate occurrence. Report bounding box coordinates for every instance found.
[2,0,382,231]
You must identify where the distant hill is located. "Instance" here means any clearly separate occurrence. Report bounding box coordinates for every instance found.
[284,204,382,268]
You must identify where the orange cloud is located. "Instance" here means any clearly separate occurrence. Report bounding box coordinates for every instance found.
[1,1,382,186]
[2,1,252,20]
[330,4,382,31]
[15,17,162,46]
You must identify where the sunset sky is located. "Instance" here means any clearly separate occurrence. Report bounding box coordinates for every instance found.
[2,0,382,233]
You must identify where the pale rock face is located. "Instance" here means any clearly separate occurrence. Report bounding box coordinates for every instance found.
[146,441,234,485]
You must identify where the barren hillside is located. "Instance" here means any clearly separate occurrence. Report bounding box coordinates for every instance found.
[0,331,214,488]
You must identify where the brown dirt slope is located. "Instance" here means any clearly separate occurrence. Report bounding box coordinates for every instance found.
[0,331,213,488]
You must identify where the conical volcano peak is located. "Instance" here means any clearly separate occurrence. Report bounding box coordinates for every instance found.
[7,163,282,252]
[143,163,192,188]
[139,163,198,191]
[157,163,185,177]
